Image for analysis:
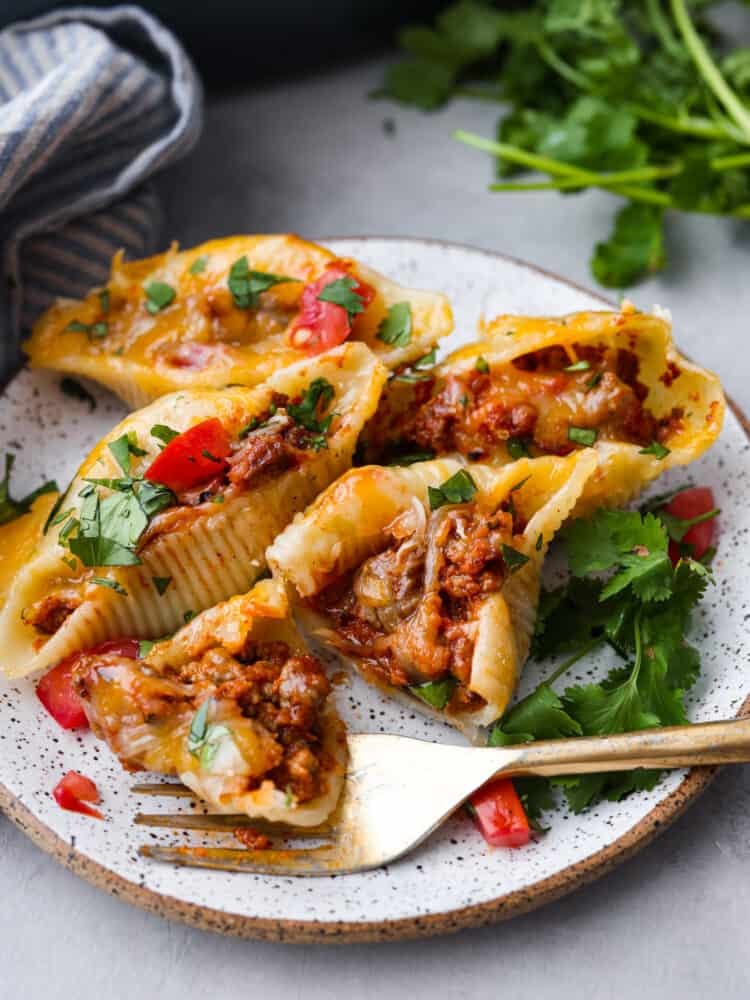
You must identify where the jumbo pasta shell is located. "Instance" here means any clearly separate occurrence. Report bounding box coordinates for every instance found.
[268,452,597,739]
[361,304,724,517]
[75,578,346,826]
[24,234,452,409]
[0,342,387,678]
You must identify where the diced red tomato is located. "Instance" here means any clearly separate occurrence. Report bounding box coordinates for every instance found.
[288,262,376,356]
[663,486,718,565]
[53,770,103,820]
[168,342,217,370]
[144,417,231,493]
[37,638,141,730]
[469,777,531,848]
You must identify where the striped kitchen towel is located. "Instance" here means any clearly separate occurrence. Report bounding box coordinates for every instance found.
[0,5,203,381]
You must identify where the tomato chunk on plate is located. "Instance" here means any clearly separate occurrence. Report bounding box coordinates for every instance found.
[288,263,375,355]
[145,417,231,493]
[37,638,141,730]
[53,770,103,819]
[663,486,718,565]
[469,777,531,848]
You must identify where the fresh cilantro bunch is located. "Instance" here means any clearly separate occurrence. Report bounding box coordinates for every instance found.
[489,502,713,818]
[381,0,750,287]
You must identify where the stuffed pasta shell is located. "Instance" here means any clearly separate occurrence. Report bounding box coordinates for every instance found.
[71,578,345,825]
[24,234,453,409]
[268,453,597,739]
[0,342,386,678]
[361,304,724,516]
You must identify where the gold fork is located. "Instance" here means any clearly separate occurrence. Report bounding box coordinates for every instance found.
[136,716,750,876]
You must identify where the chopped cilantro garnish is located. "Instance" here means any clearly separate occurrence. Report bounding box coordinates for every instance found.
[187,698,231,768]
[568,426,598,447]
[152,575,172,595]
[414,348,437,369]
[377,302,412,347]
[138,639,156,658]
[151,424,179,447]
[489,501,714,817]
[586,372,603,392]
[60,377,96,411]
[184,610,197,624]
[535,532,543,551]
[564,359,591,372]
[428,469,477,510]
[144,281,176,314]
[287,378,336,449]
[639,440,671,459]
[409,676,456,710]
[189,255,208,275]
[91,577,128,596]
[98,289,109,314]
[228,257,296,310]
[386,448,436,466]
[317,277,365,321]
[0,454,58,527]
[108,432,146,477]
[64,319,108,340]
[201,448,223,463]
[475,356,490,374]
[501,543,529,574]
[507,437,531,460]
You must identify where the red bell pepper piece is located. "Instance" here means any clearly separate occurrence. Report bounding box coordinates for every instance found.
[288,263,375,355]
[53,770,103,820]
[37,638,141,730]
[663,486,718,565]
[469,777,531,848]
[144,417,231,494]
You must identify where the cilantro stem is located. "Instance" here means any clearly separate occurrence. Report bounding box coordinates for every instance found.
[545,636,604,687]
[671,0,750,143]
[456,131,674,207]
[711,151,750,171]
[490,164,682,192]
[646,0,685,61]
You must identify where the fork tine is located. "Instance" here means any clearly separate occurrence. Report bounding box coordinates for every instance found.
[131,782,193,798]
[134,812,333,837]
[139,843,345,876]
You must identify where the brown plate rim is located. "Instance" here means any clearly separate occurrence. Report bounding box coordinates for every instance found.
[0,236,744,944]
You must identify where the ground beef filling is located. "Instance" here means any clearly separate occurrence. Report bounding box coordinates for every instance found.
[382,345,683,462]
[140,392,323,549]
[24,590,82,635]
[312,506,515,713]
[73,640,332,803]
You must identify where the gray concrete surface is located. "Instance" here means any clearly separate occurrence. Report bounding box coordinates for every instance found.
[2,55,750,998]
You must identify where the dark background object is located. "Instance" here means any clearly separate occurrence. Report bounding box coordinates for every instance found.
[1,1,445,85]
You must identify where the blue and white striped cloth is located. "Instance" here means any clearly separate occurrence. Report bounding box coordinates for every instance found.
[0,5,203,380]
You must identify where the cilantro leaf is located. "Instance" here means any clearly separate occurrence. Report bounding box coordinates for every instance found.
[568,426,598,447]
[0,454,58,527]
[152,575,172,595]
[409,676,456,710]
[377,302,412,347]
[151,424,179,446]
[507,437,531,460]
[489,684,582,746]
[639,440,670,459]
[91,577,128,596]
[501,543,529,574]
[287,378,336,449]
[427,469,477,510]
[144,281,176,314]
[228,257,296,310]
[189,254,208,275]
[317,277,365,321]
[591,203,666,288]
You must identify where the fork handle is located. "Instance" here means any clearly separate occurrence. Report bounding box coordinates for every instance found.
[499,716,750,778]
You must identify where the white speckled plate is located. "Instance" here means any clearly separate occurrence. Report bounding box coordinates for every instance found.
[0,238,747,944]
